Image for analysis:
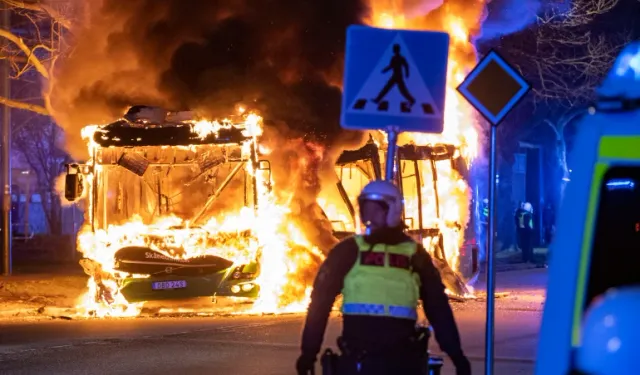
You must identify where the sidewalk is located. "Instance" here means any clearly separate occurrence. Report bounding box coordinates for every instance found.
[0,262,88,319]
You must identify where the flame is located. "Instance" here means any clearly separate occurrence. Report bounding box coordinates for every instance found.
[190,113,263,140]
[366,3,482,290]
[70,2,486,316]
[73,113,324,317]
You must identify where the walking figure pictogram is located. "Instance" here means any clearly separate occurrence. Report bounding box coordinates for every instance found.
[372,44,416,107]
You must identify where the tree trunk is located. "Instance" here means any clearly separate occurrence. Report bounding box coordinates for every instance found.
[42,191,63,235]
[558,137,570,203]
[545,112,581,207]
[50,196,63,235]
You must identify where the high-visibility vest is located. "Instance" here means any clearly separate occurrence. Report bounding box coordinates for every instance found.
[518,212,533,229]
[341,235,420,320]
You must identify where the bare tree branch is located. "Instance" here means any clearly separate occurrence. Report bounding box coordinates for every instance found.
[2,0,72,30]
[527,30,629,105]
[1,2,77,234]
[498,0,626,203]
[0,27,50,78]
[500,0,632,109]
[0,95,48,114]
[0,0,70,116]
[543,119,561,139]
[539,0,620,28]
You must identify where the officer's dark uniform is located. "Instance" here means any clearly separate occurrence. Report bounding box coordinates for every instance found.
[518,209,534,263]
[480,201,489,263]
[297,227,471,375]
[514,203,524,253]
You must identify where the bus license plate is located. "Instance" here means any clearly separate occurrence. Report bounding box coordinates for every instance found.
[152,280,187,290]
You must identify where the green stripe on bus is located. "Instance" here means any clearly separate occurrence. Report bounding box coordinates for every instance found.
[599,137,640,159]
[571,162,608,346]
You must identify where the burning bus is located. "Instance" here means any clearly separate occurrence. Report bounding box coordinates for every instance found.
[319,135,478,298]
[63,104,477,316]
[63,106,277,312]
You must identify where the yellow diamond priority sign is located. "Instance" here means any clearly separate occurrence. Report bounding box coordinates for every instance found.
[457,50,531,126]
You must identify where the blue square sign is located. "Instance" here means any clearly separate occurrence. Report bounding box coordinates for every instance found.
[340,25,450,133]
[457,49,531,126]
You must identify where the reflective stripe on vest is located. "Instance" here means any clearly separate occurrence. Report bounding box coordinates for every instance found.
[342,303,418,319]
[519,212,533,229]
[341,235,420,320]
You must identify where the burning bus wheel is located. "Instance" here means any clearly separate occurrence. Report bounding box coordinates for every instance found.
[78,258,134,315]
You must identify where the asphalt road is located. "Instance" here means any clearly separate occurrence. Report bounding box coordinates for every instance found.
[0,269,546,375]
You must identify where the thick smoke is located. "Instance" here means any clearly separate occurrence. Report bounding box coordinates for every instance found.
[51,0,369,160]
[51,0,374,276]
[478,0,543,41]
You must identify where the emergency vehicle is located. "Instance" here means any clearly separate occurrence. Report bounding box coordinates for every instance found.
[536,41,640,374]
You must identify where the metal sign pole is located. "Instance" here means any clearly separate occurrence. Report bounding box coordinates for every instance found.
[455,47,530,375]
[1,7,12,276]
[385,126,400,181]
[484,125,497,375]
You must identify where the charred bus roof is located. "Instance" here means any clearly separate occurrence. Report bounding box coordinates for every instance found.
[93,120,251,148]
[92,106,254,148]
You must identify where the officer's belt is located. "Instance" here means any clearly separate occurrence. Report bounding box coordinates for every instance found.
[342,303,418,320]
[336,327,429,360]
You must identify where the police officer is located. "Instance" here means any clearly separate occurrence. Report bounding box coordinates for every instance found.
[296,180,471,375]
[480,198,489,265]
[481,198,489,225]
[519,202,534,263]
[514,201,525,252]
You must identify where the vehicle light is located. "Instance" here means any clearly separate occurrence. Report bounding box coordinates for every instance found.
[613,43,640,80]
[597,41,640,106]
[241,283,254,292]
[231,285,241,294]
[606,179,635,190]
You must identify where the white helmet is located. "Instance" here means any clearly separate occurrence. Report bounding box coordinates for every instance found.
[574,286,640,375]
[357,180,404,228]
[523,202,533,212]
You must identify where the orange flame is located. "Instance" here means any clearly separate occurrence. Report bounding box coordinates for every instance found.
[365,2,482,279]
[73,111,324,317]
[70,2,486,316]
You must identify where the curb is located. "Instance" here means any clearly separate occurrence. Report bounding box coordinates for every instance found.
[495,264,541,272]
[0,308,39,319]
[0,305,78,320]
[476,263,541,274]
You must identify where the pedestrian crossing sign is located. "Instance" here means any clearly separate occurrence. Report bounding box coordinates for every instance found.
[341,26,450,133]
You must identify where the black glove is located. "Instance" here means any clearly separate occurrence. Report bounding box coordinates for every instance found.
[452,354,472,375]
[296,353,316,375]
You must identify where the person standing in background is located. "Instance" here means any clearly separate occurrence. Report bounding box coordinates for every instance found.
[520,202,535,263]
[514,202,525,254]
[543,202,555,245]
[480,198,489,263]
